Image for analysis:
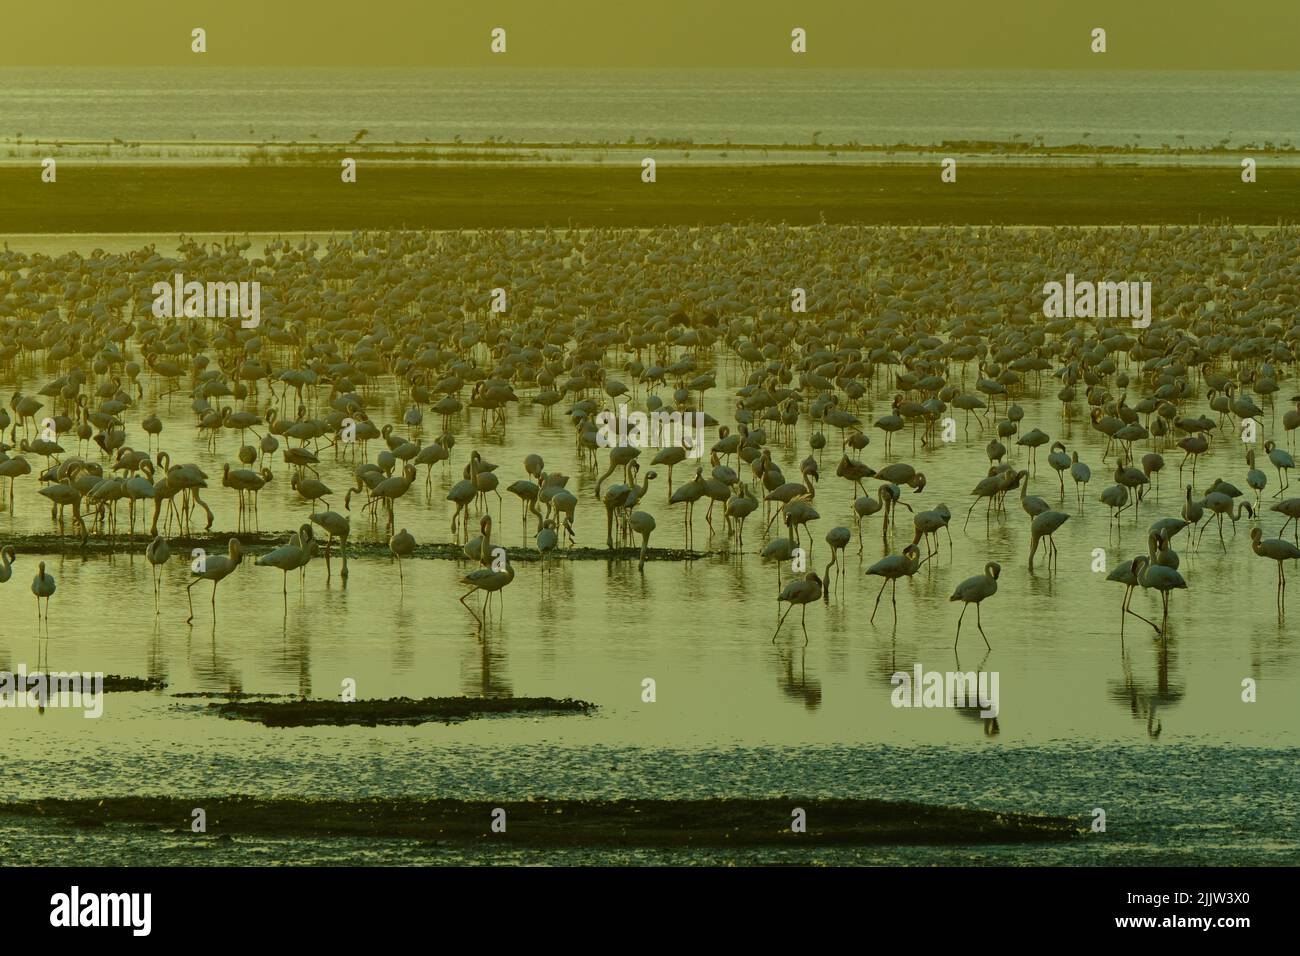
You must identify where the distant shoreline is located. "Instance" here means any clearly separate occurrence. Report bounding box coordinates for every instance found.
[3,138,1297,169]
[2,163,1295,231]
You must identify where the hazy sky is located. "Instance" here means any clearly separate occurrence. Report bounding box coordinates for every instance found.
[2,1,1296,68]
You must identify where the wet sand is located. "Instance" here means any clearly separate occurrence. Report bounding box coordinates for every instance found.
[1,163,1294,231]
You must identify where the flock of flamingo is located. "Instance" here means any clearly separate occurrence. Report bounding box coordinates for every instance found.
[1,223,1298,651]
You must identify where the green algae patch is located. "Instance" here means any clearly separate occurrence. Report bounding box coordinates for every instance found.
[208,695,596,727]
[0,796,1083,846]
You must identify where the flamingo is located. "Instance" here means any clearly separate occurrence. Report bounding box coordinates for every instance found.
[771,572,823,646]
[964,470,1004,532]
[822,526,851,601]
[1028,510,1070,571]
[911,504,953,559]
[1271,497,1300,544]
[1133,554,1186,638]
[1250,527,1300,611]
[310,511,351,580]
[629,511,656,571]
[146,536,170,609]
[1199,493,1253,552]
[866,544,926,625]
[459,558,516,627]
[1047,441,1071,495]
[1106,554,1161,638]
[535,519,558,572]
[185,539,243,624]
[32,561,56,622]
[761,537,797,593]
[951,562,1001,649]
[670,467,705,547]
[1266,440,1294,496]
[389,528,416,586]
[1018,471,1049,518]
[255,526,315,596]
[1069,452,1090,511]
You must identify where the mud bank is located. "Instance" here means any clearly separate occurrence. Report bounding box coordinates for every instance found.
[207,695,596,727]
[0,532,713,563]
[0,796,1083,846]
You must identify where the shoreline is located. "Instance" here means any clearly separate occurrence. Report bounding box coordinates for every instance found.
[2,163,1296,230]
[5,144,1298,171]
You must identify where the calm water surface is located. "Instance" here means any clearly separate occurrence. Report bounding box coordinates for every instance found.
[1,229,1298,864]
[1,68,1297,149]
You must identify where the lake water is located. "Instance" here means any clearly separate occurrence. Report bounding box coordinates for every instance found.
[1,68,1297,150]
[1,224,1298,863]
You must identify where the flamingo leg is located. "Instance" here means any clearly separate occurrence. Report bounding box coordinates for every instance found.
[869,576,889,624]
[459,588,482,624]
[1123,587,1161,632]
[771,603,795,643]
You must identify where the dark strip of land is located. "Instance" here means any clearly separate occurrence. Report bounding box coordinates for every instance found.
[101,675,167,692]
[1,164,1294,231]
[0,796,1082,845]
[0,675,163,692]
[0,531,711,562]
[209,695,594,727]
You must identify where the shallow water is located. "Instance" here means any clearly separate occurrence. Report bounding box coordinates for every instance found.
[2,227,1299,864]
[2,68,1298,149]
